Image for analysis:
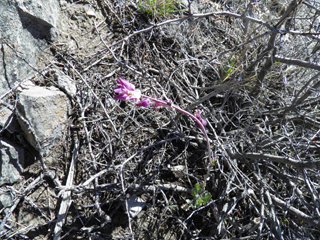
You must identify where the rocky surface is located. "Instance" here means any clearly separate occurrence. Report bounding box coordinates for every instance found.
[0,106,17,134]
[0,191,13,211]
[52,69,77,98]
[0,0,59,97]
[0,138,24,186]
[17,86,69,154]
[0,2,74,235]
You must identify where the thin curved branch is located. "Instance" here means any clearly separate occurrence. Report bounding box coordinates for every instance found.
[228,151,320,169]
[274,56,320,71]
[270,193,320,227]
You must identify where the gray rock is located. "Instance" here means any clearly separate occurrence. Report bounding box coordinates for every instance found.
[0,138,24,186]
[16,0,59,30]
[126,195,146,218]
[17,86,68,155]
[0,190,14,209]
[0,107,18,134]
[16,80,36,93]
[52,69,77,98]
[0,0,59,97]
[180,0,198,13]
[0,107,12,129]
[0,190,15,226]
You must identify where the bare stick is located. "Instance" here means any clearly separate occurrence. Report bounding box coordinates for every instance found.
[270,193,320,227]
[265,190,283,240]
[53,139,79,240]
[274,56,320,71]
[228,151,320,169]
[292,72,320,106]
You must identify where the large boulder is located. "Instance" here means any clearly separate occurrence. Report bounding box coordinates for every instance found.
[0,0,59,97]
[17,86,69,155]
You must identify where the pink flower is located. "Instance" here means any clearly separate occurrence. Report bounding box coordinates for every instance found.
[194,109,207,128]
[136,98,153,108]
[114,78,141,101]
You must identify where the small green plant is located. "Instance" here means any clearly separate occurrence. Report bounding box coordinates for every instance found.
[138,0,185,16]
[169,203,178,210]
[186,183,212,209]
[222,58,236,81]
[283,218,289,226]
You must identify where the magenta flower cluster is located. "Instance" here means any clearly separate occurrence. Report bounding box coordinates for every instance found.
[114,78,141,101]
[113,78,207,129]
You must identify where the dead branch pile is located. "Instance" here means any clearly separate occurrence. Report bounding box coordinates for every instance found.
[2,0,320,239]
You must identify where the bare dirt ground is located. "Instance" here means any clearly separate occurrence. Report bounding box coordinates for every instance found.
[2,0,320,239]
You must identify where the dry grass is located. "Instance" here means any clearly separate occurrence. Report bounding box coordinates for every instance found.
[1,0,320,239]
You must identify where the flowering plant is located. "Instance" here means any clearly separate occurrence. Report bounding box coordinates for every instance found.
[114,78,141,101]
[113,78,211,160]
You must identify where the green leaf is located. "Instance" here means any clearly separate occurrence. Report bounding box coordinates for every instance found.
[195,182,201,192]
[203,193,212,204]
[191,188,196,197]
